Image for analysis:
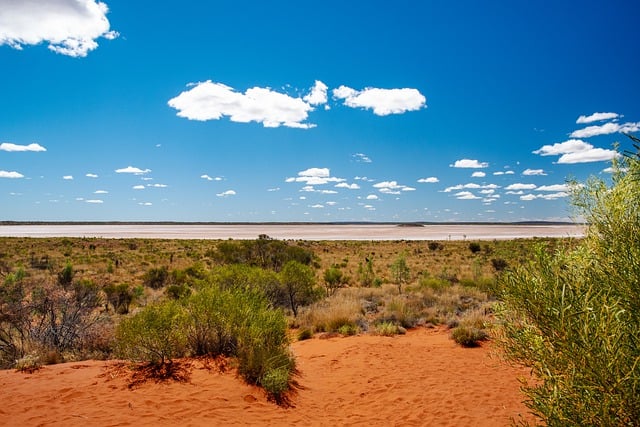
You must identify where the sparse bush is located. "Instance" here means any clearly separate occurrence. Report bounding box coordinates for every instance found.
[115,300,187,366]
[490,258,508,272]
[14,353,41,373]
[143,266,169,289]
[468,242,482,254]
[374,321,406,336]
[451,326,488,347]
[297,328,313,341]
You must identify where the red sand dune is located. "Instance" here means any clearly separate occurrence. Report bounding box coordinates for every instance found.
[0,327,537,426]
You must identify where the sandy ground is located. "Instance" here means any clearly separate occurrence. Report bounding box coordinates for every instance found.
[0,223,584,240]
[0,327,537,426]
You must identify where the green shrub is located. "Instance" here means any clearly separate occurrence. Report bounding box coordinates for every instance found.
[451,326,488,347]
[143,266,169,289]
[497,150,640,426]
[468,242,481,254]
[374,321,405,336]
[115,300,187,366]
[297,328,313,341]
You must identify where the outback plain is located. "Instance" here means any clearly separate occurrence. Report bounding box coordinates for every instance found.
[0,227,571,426]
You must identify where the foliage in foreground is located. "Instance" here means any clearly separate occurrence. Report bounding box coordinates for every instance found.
[496,151,640,426]
[115,283,295,402]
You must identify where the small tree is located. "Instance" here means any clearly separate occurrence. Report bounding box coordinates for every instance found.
[323,266,347,297]
[390,253,410,294]
[357,256,375,287]
[279,261,317,317]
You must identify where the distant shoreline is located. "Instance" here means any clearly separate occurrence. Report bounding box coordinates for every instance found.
[0,220,581,226]
[0,223,585,241]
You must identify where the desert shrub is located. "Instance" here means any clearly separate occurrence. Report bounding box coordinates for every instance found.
[337,323,358,336]
[323,266,348,297]
[490,258,508,272]
[451,326,488,347]
[104,283,135,314]
[427,241,442,251]
[390,252,410,294]
[297,290,364,333]
[166,284,192,300]
[213,236,314,271]
[143,266,169,289]
[374,321,406,336]
[181,284,296,401]
[57,262,74,289]
[115,300,187,366]
[297,328,313,341]
[14,353,41,373]
[496,150,640,426]
[209,264,286,309]
[468,242,482,254]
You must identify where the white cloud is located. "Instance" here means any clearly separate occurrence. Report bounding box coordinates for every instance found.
[286,167,345,185]
[303,80,328,105]
[94,190,108,194]
[310,204,324,209]
[86,173,98,178]
[63,175,73,180]
[326,201,337,206]
[570,122,640,138]
[201,174,214,181]
[373,180,414,194]
[333,85,426,116]
[557,148,619,164]
[505,170,515,175]
[116,166,151,175]
[536,184,569,192]
[505,183,537,190]
[479,189,495,195]
[0,142,46,152]
[0,170,24,178]
[533,139,619,164]
[168,81,316,129]
[85,199,103,204]
[139,202,152,206]
[471,171,486,178]
[450,159,489,168]
[217,190,236,197]
[443,183,499,192]
[335,182,360,190]
[267,187,280,192]
[147,183,168,188]
[520,192,568,201]
[132,185,145,190]
[455,191,481,200]
[319,189,338,194]
[576,112,619,124]
[533,139,592,156]
[366,194,379,200]
[522,168,547,176]
[352,153,372,163]
[0,0,119,57]
[417,177,439,183]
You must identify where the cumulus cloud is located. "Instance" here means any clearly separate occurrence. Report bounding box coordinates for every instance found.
[147,183,168,188]
[86,173,98,178]
[302,80,328,106]
[310,204,324,209]
[522,169,547,176]
[450,159,489,168]
[85,199,103,204]
[520,192,568,201]
[455,191,481,200]
[471,171,486,178]
[63,175,73,180]
[373,181,415,194]
[493,171,515,176]
[352,153,372,163]
[0,0,119,57]
[444,183,498,192]
[94,190,108,194]
[536,184,569,192]
[576,112,620,124]
[115,166,151,175]
[335,182,360,190]
[417,177,439,183]
[132,185,145,190]
[505,183,537,190]
[333,85,426,116]
[366,194,379,200]
[168,81,317,129]
[0,170,24,178]
[217,190,236,197]
[570,122,640,138]
[286,167,345,185]
[0,142,46,152]
[533,139,619,164]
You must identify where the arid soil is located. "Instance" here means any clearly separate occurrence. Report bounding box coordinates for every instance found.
[0,327,537,426]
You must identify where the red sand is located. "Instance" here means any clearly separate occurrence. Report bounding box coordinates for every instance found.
[0,327,537,426]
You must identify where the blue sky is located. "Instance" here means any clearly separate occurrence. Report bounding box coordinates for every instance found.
[1,0,639,222]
